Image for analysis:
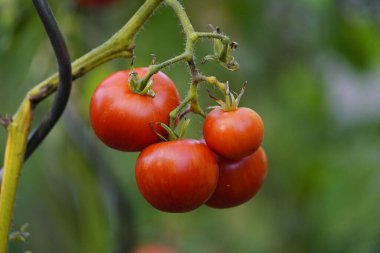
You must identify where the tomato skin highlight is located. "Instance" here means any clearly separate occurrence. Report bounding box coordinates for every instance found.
[203,107,264,160]
[90,68,180,152]
[135,139,219,213]
[206,147,267,208]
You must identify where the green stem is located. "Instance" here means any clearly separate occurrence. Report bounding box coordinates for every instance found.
[136,0,232,104]
[169,95,193,129]
[136,0,199,91]
[162,0,231,128]
[165,0,195,36]
[195,32,227,40]
[200,75,227,94]
[0,100,32,253]
[137,53,189,91]
[27,0,164,101]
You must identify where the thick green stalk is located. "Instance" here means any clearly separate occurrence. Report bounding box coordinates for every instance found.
[0,100,32,253]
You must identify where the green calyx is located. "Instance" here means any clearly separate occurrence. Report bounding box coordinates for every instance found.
[150,119,191,142]
[209,81,247,112]
[128,71,155,97]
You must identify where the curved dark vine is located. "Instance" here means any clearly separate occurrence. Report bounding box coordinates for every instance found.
[24,0,72,160]
[0,0,72,179]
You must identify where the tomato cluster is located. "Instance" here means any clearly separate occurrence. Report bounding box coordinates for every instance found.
[90,67,267,212]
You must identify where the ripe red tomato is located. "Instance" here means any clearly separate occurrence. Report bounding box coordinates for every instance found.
[132,244,179,253]
[135,139,219,212]
[77,0,117,8]
[203,107,264,160]
[206,147,267,208]
[90,68,180,152]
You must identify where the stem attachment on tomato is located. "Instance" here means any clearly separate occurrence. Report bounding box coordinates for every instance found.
[154,119,191,142]
[149,122,178,141]
[208,81,248,112]
[128,71,155,97]
[225,82,237,110]
[159,123,177,141]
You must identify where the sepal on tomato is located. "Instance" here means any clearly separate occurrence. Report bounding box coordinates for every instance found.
[150,118,191,142]
[208,81,247,112]
[128,71,155,97]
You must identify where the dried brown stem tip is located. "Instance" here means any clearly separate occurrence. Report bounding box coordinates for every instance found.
[230,41,238,49]
[0,115,12,128]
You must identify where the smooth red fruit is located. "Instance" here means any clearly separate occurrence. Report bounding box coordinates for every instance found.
[135,139,219,213]
[206,147,267,208]
[131,244,179,253]
[90,68,180,152]
[77,0,116,7]
[203,107,264,160]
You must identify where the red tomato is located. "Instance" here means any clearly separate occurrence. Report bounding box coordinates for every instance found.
[135,139,219,212]
[90,68,180,152]
[203,107,264,160]
[77,0,117,7]
[132,244,179,253]
[206,147,267,208]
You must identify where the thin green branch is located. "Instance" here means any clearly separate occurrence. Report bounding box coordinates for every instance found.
[136,0,233,126]
[165,0,195,36]
[169,95,193,129]
[137,53,189,91]
[195,32,228,40]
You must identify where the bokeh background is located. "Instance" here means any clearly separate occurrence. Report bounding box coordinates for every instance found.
[1,0,380,252]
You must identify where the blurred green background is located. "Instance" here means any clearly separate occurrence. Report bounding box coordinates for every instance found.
[1,0,380,252]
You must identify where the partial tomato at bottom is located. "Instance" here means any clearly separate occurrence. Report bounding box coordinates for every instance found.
[135,139,219,213]
[131,244,179,253]
[77,0,117,8]
[206,147,267,209]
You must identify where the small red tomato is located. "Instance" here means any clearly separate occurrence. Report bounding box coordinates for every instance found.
[206,147,267,208]
[131,244,179,253]
[77,0,116,8]
[135,139,219,212]
[90,68,180,152]
[203,107,264,160]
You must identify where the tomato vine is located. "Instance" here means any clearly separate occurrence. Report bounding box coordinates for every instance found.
[0,0,262,251]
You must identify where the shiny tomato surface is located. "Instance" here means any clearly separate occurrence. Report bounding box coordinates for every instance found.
[135,139,219,212]
[206,147,267,208]
[203,107,264,160]
[90,68,180,152]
